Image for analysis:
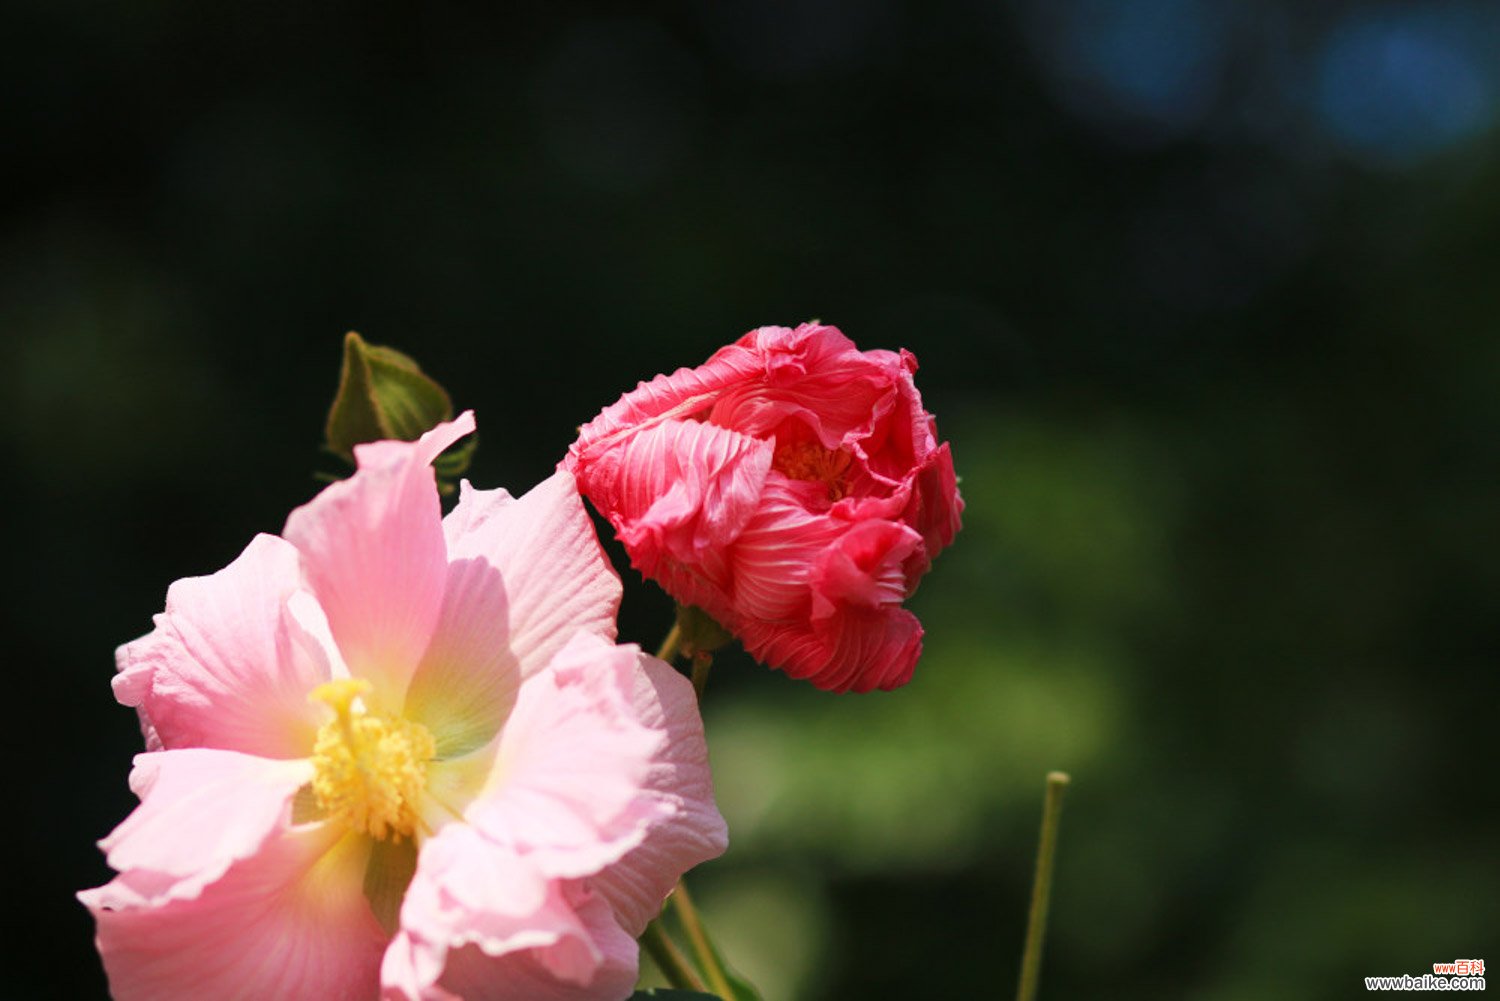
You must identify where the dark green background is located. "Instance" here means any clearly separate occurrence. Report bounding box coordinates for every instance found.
[8,1,1496,997]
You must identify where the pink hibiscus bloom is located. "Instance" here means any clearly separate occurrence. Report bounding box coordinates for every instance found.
[80,413,727,1001]
[566,323,963,693]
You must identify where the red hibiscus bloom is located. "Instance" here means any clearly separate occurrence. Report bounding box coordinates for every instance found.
[567,323,962,692]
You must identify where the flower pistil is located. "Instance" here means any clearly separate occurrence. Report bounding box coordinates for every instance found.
[772,439,854,499]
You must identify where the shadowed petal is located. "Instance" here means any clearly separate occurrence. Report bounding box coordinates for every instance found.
[463,632,664,880]
[82,824,385,1001]
[440,471,622,681]
[403,553,517,759]
[92,749,312,906]
[384,827,638,1001]
[113,533,333,758]
[381,825,582,1000]
[434,887,638,1001]
[283,412,475,705]
[587,652,727,936]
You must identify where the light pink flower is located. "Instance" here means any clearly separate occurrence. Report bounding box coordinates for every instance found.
[80,413,727,1001]
[566,323,963,693]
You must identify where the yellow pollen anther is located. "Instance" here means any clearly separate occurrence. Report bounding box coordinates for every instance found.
[772,439,854,500]
[308,679,436,842]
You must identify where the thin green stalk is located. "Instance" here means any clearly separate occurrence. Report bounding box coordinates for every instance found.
[655,619,734,997]
[670,881,735,999]
[641,919,703,992]
[655,622,683,664]
[1016,771,1071,1001]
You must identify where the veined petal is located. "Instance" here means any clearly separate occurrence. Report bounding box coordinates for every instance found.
[402,554,518,759]
[709,324,897,448]
[819,605,925,692]
[440,471,621,681]
[587,652,727,936]
[581,418,771,575]
[809,519,925,619]
[382,825,586,1000]
[283,412,475,705]
[741,604,924,693]
[462,632,665,880]
[727,480,844,623]
[398,825,558,954]
[432,887,638,1001]
[566,323,961,693]
[113,533,332,758]
[906,440,964,560]
[566,342,764,461]
[94,749,312,906]
[82,823,385,1001]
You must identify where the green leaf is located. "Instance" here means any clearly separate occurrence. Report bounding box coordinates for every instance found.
[326,330,452,454]
[627,993,723,1000]
[322,331,474,489]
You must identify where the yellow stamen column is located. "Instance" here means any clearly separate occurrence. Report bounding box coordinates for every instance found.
[309,679,437,842]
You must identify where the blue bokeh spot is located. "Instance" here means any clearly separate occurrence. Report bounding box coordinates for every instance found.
[1048,0,1230,136]
[1317,7,1496,167]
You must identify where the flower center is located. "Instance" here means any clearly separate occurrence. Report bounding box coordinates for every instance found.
[308,678,436,842]
[772,439,854,500]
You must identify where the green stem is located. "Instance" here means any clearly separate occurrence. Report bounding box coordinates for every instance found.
[655,621,683,664]
[641,919,704,992]
[655,619,733,997]
[671,881,736,999]
[1016,771,1071,1001]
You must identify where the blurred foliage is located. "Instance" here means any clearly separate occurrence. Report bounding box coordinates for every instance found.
[6,1,1497,999]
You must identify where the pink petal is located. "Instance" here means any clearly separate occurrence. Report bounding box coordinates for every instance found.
[571,416,772,623]
[568,324,896,459]
[381,933,458,1001]
[439,471,622,681]
[82,823,386,1001]
[906,440,964,561]
[809,519,925,619]
[586,652,728,936]
[439,481,514,542]
[432,887,638,1001]
[592,419,771,573]
[396,824,559,959]
[462,632,665,879]
[384,827,624,1000]
[283,412,475,704]
[819,604,925,692]
[93,749,312,906]
[727,480,844,623]
[741,603,924,693]
[113,533,333,758]
[402,552,520,759]
[709,324,898,447]
[567,345,765,461]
